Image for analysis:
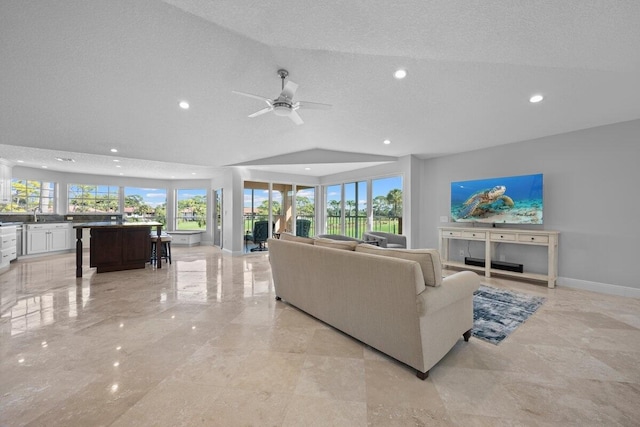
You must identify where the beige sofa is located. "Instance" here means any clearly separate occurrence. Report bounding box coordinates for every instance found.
[268,235,480,379]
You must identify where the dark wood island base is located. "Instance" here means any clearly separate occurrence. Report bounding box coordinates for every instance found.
[74,222,162,277]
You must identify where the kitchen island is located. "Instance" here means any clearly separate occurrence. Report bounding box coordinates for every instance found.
[74,222,162,277]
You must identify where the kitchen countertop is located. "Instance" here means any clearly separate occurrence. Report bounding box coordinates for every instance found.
[73,222,162,229]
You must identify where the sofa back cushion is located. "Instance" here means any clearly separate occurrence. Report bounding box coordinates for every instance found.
[314,237,358,251]
[279,232,314,245]
[355,245,442,287]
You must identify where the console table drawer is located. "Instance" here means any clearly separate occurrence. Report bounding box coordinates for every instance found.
[462,231,486,239]
[491,233,516,241]
[442,230,461,237]
[518,234,549,244]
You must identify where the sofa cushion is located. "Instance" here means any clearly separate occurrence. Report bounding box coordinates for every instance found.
[355,245,443,287]
[314,237,358,251]
[279,232,314,245]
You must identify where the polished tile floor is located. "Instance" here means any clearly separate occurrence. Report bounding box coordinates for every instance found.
[1,246,639,426]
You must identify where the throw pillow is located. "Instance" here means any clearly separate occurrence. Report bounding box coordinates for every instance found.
[279,232,314,245]
[355,244,443,287]
[314,237,358,251]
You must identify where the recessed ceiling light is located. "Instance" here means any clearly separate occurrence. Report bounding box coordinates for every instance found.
[115,165,121,168]
[17,160,24,163]
[394,69,407,80]
[113,159,120,162]
[110,148,118,153]
[304,167,311,171]
[41,165,48,169]
[55,157,75,162]
[179,101,190,110]
[383,139,391,145]
[529,94,544,103]
[192,172,196,175]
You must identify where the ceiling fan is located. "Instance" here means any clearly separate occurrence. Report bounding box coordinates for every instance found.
[232,69,331,125]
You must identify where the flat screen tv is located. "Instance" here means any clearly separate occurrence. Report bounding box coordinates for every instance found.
[450,173,543,224]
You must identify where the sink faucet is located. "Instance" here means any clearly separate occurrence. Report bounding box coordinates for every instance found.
[33,207,41,222]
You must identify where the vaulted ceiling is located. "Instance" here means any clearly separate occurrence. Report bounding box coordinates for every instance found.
[1,1,639,179]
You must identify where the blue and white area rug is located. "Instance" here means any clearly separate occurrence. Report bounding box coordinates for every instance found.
[473,285,545,345]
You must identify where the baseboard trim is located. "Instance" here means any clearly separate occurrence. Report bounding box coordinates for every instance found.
[558,277,640,298]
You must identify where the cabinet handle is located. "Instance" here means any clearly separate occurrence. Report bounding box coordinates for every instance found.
[531,237,534,241]
[500,235,504,238]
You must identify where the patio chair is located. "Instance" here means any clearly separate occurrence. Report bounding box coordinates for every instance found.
[295,219,311,238]
[250,220,270,251]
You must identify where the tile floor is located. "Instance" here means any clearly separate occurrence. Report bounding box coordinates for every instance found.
[1,246,639,426]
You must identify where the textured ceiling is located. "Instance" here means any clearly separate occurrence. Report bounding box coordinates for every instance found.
[1,0,640,179]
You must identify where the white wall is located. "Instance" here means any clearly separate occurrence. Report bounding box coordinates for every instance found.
[420,119,640,295]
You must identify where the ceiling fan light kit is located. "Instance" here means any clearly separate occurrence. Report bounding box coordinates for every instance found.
[232,69,331,125]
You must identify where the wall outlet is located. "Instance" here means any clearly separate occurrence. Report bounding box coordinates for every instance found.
[440,216,448,223]
[499,254,506,262]
[459,250,465,257]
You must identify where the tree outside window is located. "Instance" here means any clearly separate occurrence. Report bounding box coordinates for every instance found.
[372,176,403,234]
[0,180,55,213]
[124,187,167,226]
[176,189,206,230]
[68,185,119,213]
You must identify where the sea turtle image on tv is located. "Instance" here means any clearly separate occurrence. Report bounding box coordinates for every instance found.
[450,174,543,224]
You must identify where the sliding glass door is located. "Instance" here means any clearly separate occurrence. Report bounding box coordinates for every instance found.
[344,181,367,239]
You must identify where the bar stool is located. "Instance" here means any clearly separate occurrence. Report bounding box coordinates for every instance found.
[150,234,172,265]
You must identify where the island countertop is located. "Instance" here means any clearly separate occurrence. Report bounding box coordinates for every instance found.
[73,221,162,229]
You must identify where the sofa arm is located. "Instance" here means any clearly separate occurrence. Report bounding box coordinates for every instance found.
[387,234,407,248]
[417,271,480,314]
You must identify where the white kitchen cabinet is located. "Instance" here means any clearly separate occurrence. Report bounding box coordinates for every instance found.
[1,225,17,272]
[0,159,11,204]
[27,223,71,255]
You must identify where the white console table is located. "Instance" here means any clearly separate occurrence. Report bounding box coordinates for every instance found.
[438,227,559,288]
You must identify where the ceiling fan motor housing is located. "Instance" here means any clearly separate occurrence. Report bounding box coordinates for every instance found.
[273,101,292,116]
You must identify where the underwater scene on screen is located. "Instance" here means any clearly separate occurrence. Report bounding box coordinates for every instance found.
[451,174,543,224]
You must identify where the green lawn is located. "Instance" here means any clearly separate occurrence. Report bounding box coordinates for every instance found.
[177,220,206,231]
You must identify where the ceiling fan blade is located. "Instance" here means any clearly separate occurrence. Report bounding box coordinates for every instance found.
[296,100,332,110]
[248,106,273,118]
[232,90,272,106]
[280,81,298,101]
[288,110,304,125]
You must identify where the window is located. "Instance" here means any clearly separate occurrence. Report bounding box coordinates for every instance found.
[68,184,120,213]
[295,185,315,237]
[176,188,206,230]
[372,176,403,234]
[322,175,403,236]
[1,179,55,213]
[344,181,367,238]
[124,187,167,225]
[243,182,269,237]
[325,184,342,234]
